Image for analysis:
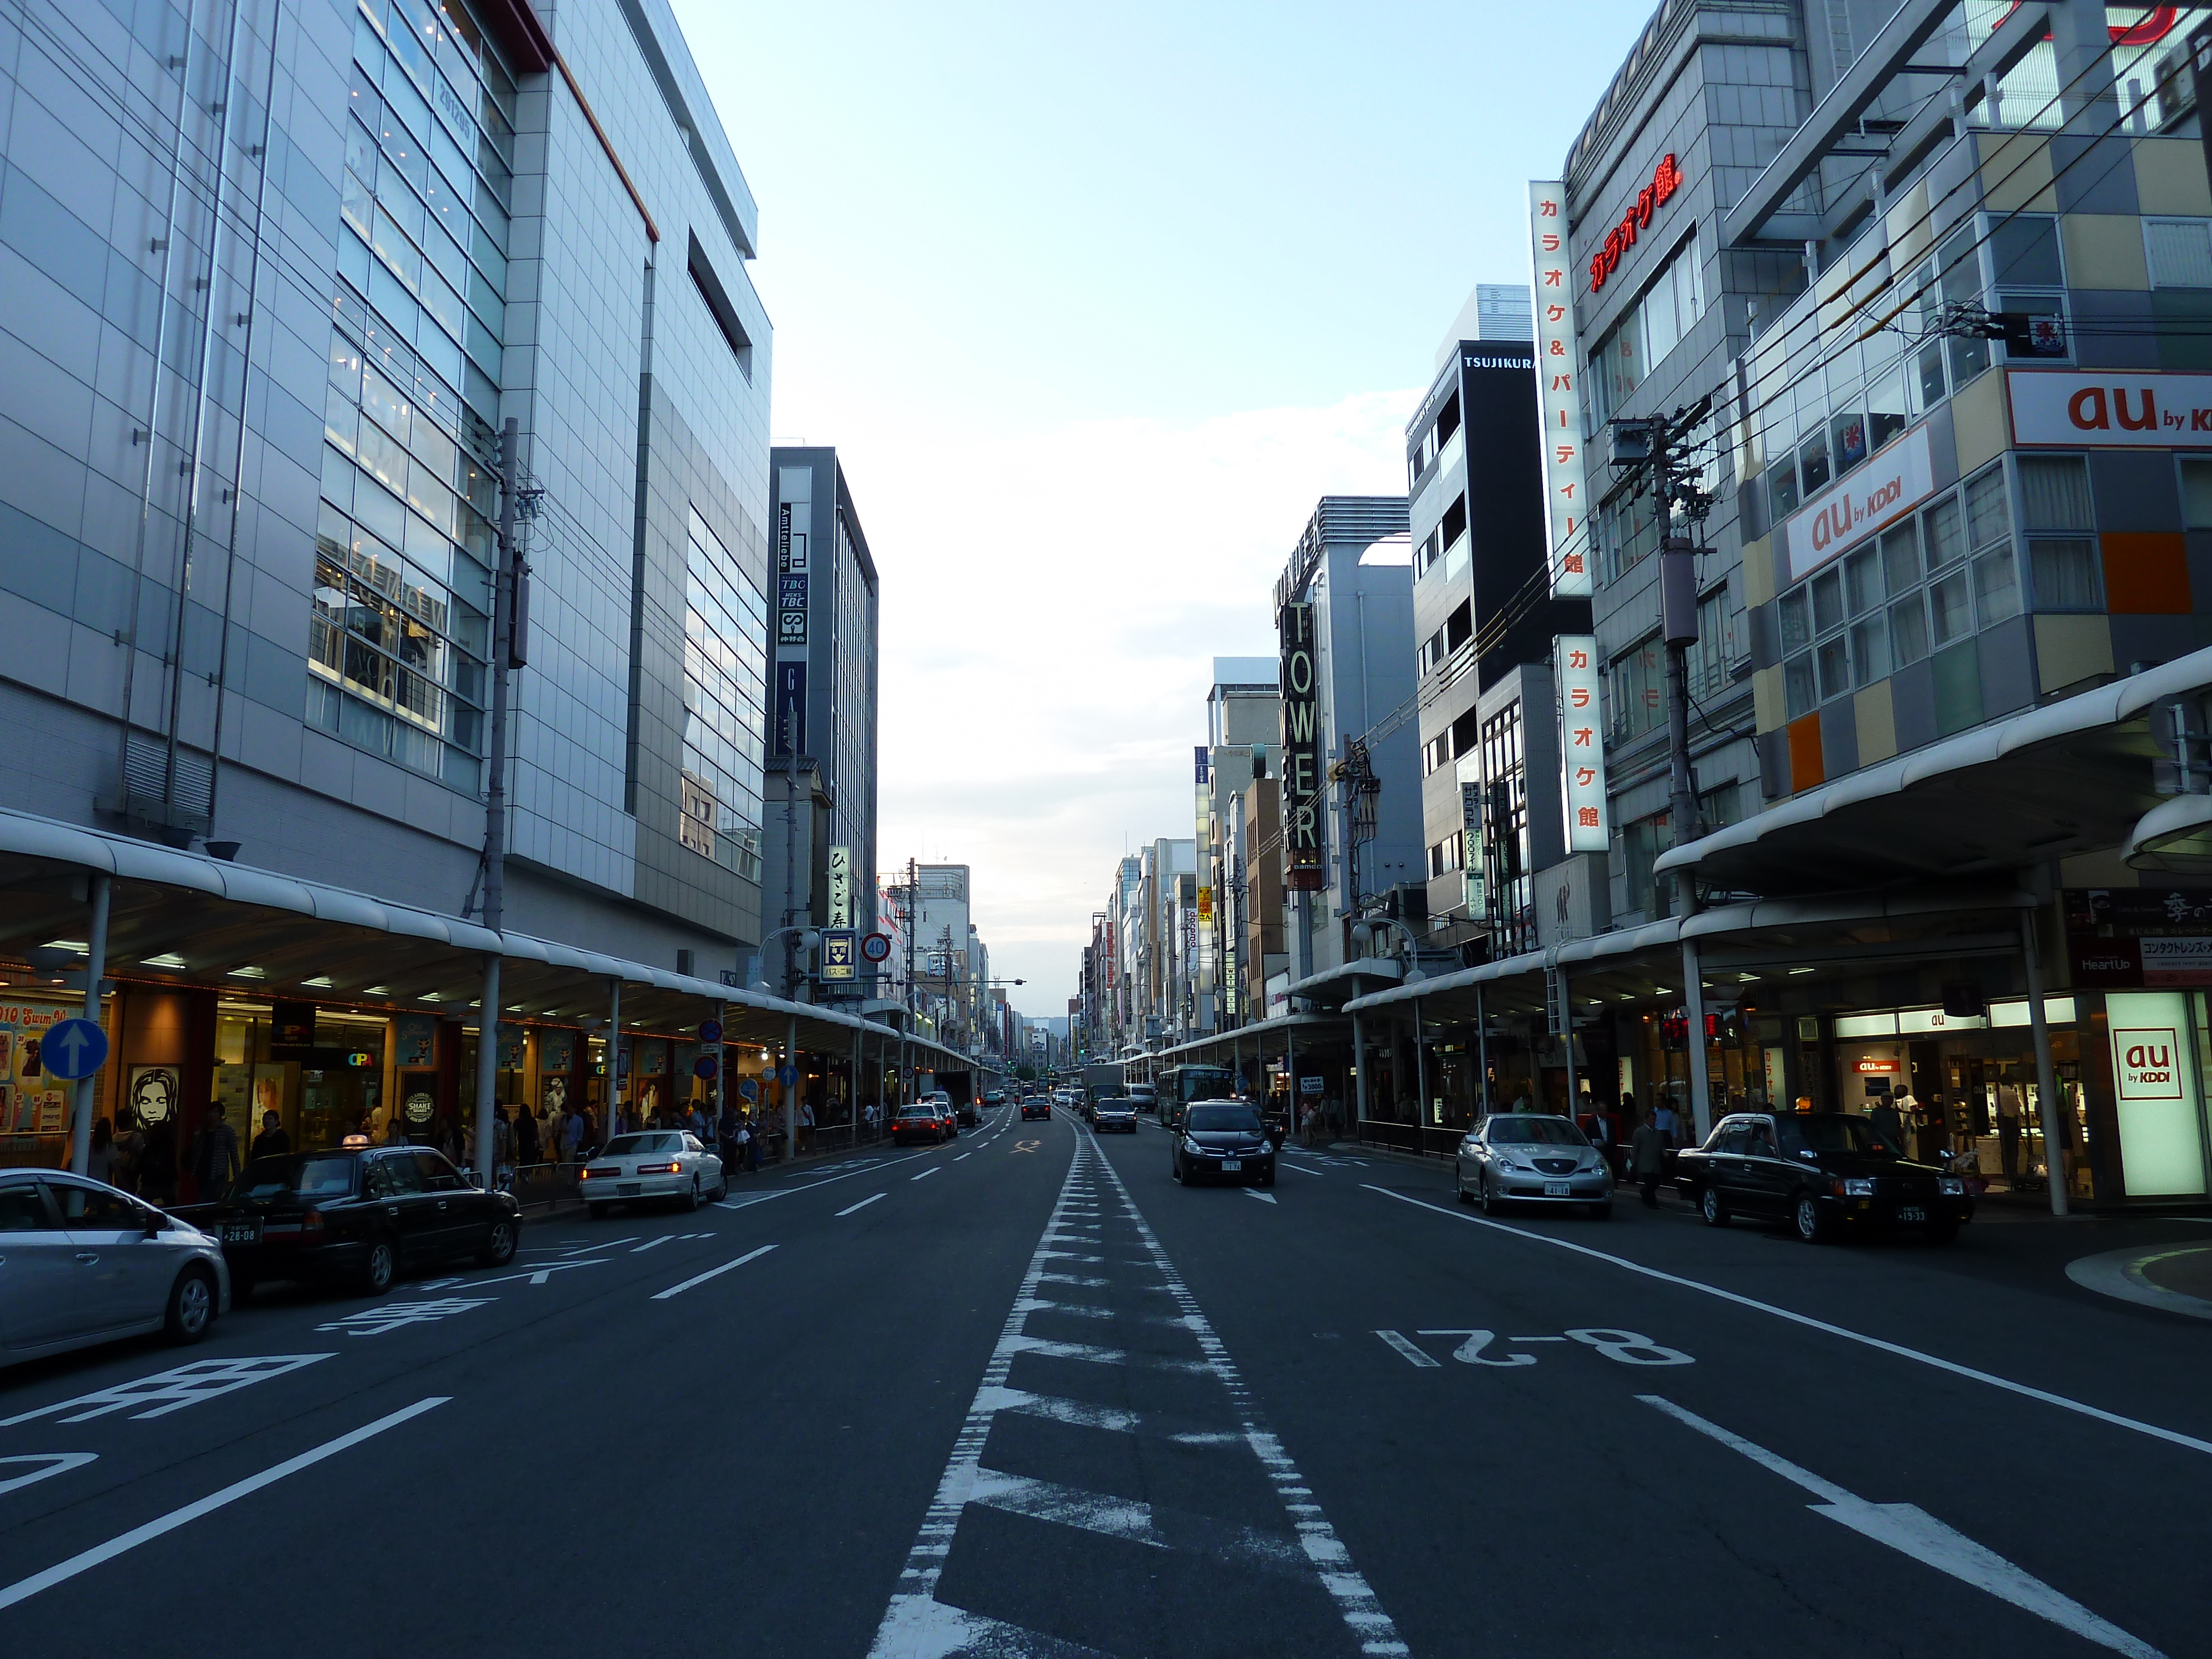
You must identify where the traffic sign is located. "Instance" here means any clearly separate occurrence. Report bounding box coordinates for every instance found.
[43,1018,107,1081]
[694,1055,718,1081]
[778,1063,797,1086]
[821,930,857,982]
[860,932,892,964]
[700,1019,723,1045]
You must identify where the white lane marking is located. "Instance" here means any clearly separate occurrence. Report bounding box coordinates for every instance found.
[1275,1158,1323,1174]
[1093,1153,1408,1655]
[713,1144,941,1209]
[651,1243,776,1300]
[1245,1190,1278,1204]
[426,1259,608,1291]
[630,1235,676,1253]
[1641,1396,2164,1657]
[0,1356,334,1427]
[315,1299,490,1336]
[836,1192,887,1217]
[999,1334,1214,1374]
[911,1167,940,1183]
[573,1237,638,1251]
[0,1453,97,1496]
[954,1152,972,1162]
[1368,1185,2212,1458]
[1375,1329,1441,1368]
[0,1397,448,1611]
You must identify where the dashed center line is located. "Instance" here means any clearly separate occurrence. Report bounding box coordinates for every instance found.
[912,1167,941,1182]
[837,1192,887,1217]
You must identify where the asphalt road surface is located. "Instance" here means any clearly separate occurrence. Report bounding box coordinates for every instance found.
[3,1103,2208,1657]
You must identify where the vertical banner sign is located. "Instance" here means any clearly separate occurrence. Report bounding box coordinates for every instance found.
[774,661,807,757]
[1528,180,1592,597]
[778,572,809,645]
[828,844,851,928]
[1460,774,1486,919]
[2105,989,2210,1197]
[1278,602,1324,891]
[1556,635,1608,853]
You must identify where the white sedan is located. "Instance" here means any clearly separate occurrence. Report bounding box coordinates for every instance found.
[580,1131,728,1216]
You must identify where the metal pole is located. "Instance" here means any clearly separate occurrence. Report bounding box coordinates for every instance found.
[606,978,622,1145]
[713,1000,726,1124]
[2021,907,2070,1218]
[1352,1008,1367,1141]
[1415,996,1429,1136]
[1476,982,1490,1119]
[1682,937,1713,1142]
[69,873,112,1177]
[473,417,519,1190]
[850,1023,861,1148]
[785,1012,800,1163]
[1560,961,1578,1119]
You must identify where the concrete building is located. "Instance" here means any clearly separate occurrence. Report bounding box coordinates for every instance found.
[1196,657,1279,1032]
[761,447,880,997]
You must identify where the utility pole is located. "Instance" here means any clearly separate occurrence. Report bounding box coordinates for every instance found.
[474,416,521,1189]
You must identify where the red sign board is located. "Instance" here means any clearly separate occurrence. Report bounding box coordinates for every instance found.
[1589,154,1683,292]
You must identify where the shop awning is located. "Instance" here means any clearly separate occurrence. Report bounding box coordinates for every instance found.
[1281,958,1401,1006]
[1654,647,2212,897]
[0,805,948,1061]
[1139,1011,1341,1065]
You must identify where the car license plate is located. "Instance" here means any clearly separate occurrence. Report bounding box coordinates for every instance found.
[221,1219,261,1244]
[1545,1181,1571,1197]
[1219,1159,1241,1172]
[1897,1205,1926,1222]
[617,1182,641,1196]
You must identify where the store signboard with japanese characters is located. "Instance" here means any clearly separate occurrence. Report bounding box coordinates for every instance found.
[1555,635,1608,853]
[1527,180,1590,597]
[0,999,79,1136]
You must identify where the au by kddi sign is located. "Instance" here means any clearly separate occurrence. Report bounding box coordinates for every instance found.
[1279,602,1324,891]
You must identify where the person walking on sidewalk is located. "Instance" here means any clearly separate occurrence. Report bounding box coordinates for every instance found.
[249,1109,289,1162]
[799,1098,815,1154]
[186,1103,240,1203]
[1631,1108,1669,1208]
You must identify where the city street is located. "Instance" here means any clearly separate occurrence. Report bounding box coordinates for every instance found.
[3,1104,2208,1657]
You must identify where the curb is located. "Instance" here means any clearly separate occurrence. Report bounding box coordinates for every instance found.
[2064,1244,2212,1322]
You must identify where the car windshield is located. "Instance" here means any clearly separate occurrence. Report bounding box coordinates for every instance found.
[1780,1115,1891,1155]
[1187,1105,1264,1134]
[1486,1116,1589,1147]
[604,1134,679,1155]
[234,1155,356,1200]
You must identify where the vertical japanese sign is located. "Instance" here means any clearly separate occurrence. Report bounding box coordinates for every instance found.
[828,844,851,928]
[1460,771,1486,919]
[778,502,808,644]
[1278,602,1324,891]
[1528,180,1591,597]
[1556,635,1608,852]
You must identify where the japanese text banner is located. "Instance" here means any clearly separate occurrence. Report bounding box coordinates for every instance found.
[1528,180,1592,598]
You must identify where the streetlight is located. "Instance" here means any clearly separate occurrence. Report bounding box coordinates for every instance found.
[749,926,822,994]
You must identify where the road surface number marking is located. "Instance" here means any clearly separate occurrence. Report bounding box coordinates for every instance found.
[1376,1328,1693,1368]
[315,1298,491,1336]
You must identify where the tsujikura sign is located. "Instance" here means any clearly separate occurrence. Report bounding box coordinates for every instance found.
[1555,635,1608,853]
[1278,601,1325,891]
[1588,153,1683,292]
[1527,180,1590,598]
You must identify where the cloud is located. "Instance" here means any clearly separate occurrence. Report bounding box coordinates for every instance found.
[830,388,1417,1013]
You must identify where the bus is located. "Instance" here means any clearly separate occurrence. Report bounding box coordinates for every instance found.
[1155,1064,1237,1130]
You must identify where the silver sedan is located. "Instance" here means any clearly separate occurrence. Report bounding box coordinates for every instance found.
[580,1130,728,1217]
[1456,1114,1613,1218]
[0,1168,230,1368]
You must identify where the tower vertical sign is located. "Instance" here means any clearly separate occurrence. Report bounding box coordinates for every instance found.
[1556,634,1608,853]
[1279,602,1324,891]
[1529,180,1592,597]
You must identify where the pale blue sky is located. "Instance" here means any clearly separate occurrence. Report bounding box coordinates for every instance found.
[670,1,1662,1011]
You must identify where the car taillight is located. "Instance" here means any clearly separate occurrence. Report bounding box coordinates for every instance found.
[301,1208,324,1239]
[637,1163,680,1174]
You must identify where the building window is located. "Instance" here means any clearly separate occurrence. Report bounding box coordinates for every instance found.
[1479,703,1531,956]
[2018,455,2103,612]
[1592,234,1705,421]
[1598,484,1660,583]
[2146,218,2212,288]
[1607,635,1665,743]
[681,508,768,880]
[1624,811,1672,920]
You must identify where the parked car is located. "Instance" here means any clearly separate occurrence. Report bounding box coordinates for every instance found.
[189,1145,519,1297]
[894,1105,948,1145]
[1457,1115,1612,1217]
[1020,1095,1052,1121]
[580,1131,728,1217]
[0,1170,229,1367]
[1171,1101,1276,1187]
[1674,1111,1974,1243]
[1092,1097,1138,1134]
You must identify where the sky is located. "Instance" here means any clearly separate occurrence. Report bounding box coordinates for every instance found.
[672,1,1660,1015]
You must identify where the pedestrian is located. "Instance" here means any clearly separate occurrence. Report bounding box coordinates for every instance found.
[1870,1092,1907,1156]
[744,1111,761,1173]
[138,1117,178,1205]
[516,1102,541,1167]
[493,1105,513,1171]
[799,1097,815,1154]
[385,1113,411,1147]
[1997,1097,2021,1182]
[185,1102,240,1203]
[249,1109,289,1162]
[1630,1108,1668,1207]
[718,1100,740,1171]
[560,1105,585,1162]
[113,1108,144,1193]
[1653,1094,1679,1146]
[87,1116,116,1184]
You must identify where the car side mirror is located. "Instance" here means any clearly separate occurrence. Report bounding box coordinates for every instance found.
[143,1209,166,1236]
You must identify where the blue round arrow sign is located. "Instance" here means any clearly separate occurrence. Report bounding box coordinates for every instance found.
[43,1017,108,1081]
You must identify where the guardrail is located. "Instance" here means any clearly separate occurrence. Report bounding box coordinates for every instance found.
[1355,1119,1462,1160]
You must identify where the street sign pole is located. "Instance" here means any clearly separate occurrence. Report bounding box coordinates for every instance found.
[69,872,112,1177]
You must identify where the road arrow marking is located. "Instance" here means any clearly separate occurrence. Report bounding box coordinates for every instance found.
[1244,1189,1277,1203]
[1641,1395,2163,1657]
[0,1454,97,1496]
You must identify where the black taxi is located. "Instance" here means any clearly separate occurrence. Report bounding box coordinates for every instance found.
[1672,1110,1974,1244]
[182,1143,521,1297]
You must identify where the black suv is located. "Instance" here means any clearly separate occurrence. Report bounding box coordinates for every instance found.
[1674,1111,1973,1243]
